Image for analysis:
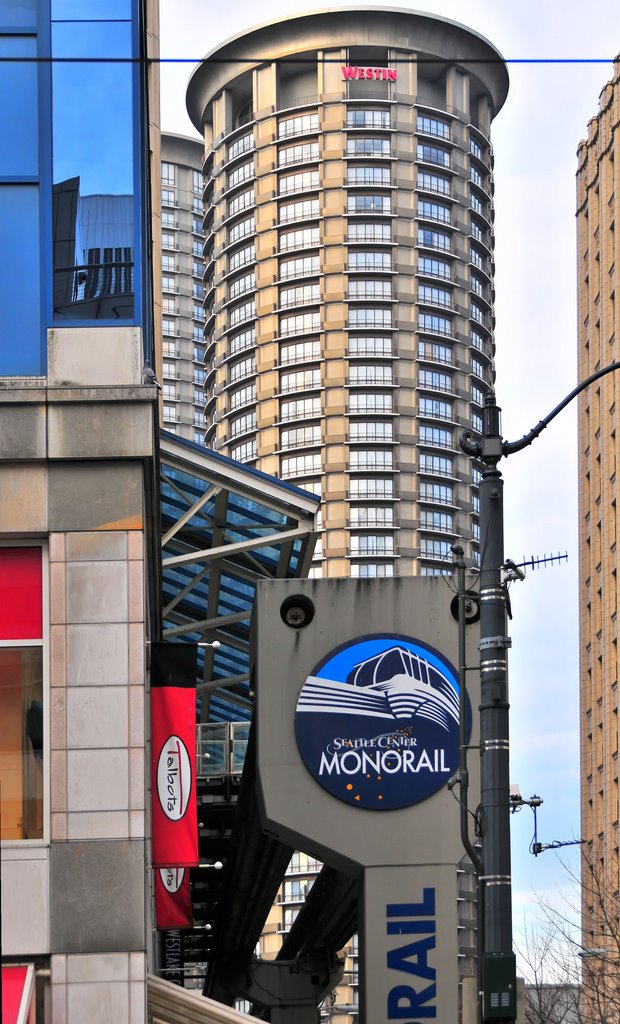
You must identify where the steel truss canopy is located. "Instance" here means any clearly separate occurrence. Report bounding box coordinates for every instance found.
[159,431,319,723]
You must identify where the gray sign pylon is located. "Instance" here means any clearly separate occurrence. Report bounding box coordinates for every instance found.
[254,577,480,1024]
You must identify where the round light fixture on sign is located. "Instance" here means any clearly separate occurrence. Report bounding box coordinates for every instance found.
[449,590,480,624]
[280,594,315,629]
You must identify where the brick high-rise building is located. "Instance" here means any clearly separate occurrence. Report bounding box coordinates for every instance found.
[577,56,620,998]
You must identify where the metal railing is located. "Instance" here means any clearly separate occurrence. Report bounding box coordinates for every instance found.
[196,722,249,777]
[281,93,320,111]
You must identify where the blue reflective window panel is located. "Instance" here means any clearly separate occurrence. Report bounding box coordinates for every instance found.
[51,0,131,19]
[0,0,36,27]
[0,185,41,374]
[51,21,134,320]
[0,37,38,175]
[210,696,251,725]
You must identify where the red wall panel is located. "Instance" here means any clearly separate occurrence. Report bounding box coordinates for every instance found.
[0,548,42,640]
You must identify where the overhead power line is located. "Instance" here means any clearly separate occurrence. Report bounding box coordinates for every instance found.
[0,55,616,64]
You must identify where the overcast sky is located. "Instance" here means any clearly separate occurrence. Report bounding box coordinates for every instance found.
[159,0,620,952]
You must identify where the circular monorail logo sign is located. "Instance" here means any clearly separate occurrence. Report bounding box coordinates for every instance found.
[294,634,469,810]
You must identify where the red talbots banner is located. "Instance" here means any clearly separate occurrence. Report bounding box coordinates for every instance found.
[151,643,199,867]
[155,866,193,930]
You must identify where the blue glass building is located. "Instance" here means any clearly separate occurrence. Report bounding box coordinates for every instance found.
[1,0,156,374]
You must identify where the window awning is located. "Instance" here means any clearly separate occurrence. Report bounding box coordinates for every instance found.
[148,974,263,1024]
[1,965,35,1024]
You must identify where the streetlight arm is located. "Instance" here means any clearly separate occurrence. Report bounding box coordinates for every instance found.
[503,360,620,456]
[455,364,620,1023]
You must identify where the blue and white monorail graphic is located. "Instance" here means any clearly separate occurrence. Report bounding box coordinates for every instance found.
[295,635,470,810]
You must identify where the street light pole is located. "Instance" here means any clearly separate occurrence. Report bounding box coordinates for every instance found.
[459,360,620,1023]
[461,393,515,1021]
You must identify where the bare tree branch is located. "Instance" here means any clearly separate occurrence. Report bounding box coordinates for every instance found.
[519,843,620,1024]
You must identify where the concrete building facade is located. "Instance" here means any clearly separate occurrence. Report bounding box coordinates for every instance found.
[186,7,509,581]
[0,1,160,1020]
[577,57,620,985]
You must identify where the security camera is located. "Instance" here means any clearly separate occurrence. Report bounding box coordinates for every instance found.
[503,559,525,583]
[280,594,315,629]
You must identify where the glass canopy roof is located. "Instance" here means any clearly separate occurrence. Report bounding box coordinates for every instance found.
[159,431,319,723]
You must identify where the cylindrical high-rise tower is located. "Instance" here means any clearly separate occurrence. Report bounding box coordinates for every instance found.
[187,9,508,580]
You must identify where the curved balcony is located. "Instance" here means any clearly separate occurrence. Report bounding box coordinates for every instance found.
[468,226,494,259]
[469,310,493,336]
[414,118,455,145]
[219,137,255,176]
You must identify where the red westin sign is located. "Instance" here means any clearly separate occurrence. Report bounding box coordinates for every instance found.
[341,66,397,81]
